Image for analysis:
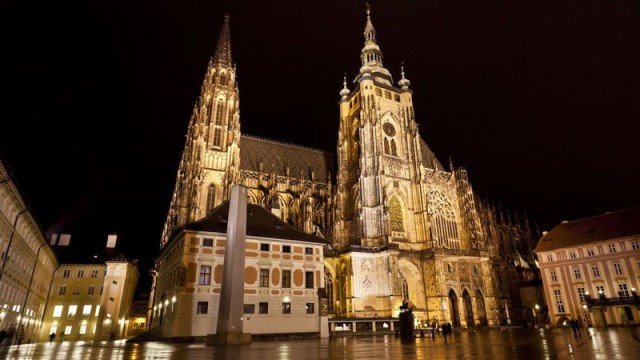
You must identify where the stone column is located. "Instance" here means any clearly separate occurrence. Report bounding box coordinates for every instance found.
[207,185,251,345]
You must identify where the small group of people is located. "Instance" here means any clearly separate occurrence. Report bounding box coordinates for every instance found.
[0,326,16,347]
[569,319,582,337]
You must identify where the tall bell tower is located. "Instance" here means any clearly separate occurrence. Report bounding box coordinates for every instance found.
[334,5,430,250]
[161,15,241,247]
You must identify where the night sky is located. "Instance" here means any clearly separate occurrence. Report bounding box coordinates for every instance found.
[3,1,639,289]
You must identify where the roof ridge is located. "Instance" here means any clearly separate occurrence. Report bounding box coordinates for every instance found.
[241,134,331,155]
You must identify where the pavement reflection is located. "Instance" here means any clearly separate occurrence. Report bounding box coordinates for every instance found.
[1,327,639,359]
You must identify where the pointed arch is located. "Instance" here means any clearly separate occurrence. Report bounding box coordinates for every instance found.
[206,184,216,213]
[427,191,460,249]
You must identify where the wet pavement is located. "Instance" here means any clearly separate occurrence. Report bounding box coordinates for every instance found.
[2,327,640,359]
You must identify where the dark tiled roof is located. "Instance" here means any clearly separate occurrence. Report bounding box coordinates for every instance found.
[240,135,335,182]
[185,201,328,244]
[535,207,640,252]
[419,137,444,170]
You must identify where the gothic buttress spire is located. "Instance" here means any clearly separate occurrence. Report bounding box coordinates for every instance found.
[214,14,232,67]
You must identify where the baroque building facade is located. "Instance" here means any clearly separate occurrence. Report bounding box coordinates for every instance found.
[159,8,537,332]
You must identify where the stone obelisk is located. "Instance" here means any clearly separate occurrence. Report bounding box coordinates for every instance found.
[208,185,251,345]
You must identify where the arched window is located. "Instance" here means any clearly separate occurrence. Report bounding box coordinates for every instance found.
[382,122,399,157]
[219,73,227,86]
[427,191,460,249]
[206,185,216,213]
[325,269,334,312]
[401,276,409,301]
[389,196,405,237]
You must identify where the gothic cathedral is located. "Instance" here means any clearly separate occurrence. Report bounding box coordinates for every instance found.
[160,9,538,328]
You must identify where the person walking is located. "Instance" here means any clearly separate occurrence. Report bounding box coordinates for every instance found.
[49,332,56,344]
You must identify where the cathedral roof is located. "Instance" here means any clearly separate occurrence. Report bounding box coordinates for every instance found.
[185,201,328,244]
[419,137,445,170]
[240,135,335,182]
[535,207,640,252]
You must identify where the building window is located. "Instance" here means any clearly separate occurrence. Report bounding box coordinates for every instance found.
[64,326,72,335]
[569,251,577,259]
[631,241,640,250]
[77,270,84,278]
[243,304,255,314]
[206,185,216,214]
[550,270,557,282]
[95,305,101,317]
[427,191,459,249]
[573,268,581,280]
[613,262,623,275]
[591,266,600,277]
[260,243,270,251]
[305,247,313,255]
[282,302,291,314]
[63,270,70,278]
[82,305,92,316]
[282,245,291,253]
[53,305,63,318]
[587,249,595,256]
[305,271,314,289]
[394,94,400,102]
[196,301,208,314]
[213,128,222,148]
[306,303,315,314]
[577,288,587,302]
[608,244,617,253]
[219,73,227,86]
[59,286,67,295]
[618,284,630,298]
[68,305,77,317]
[199,265,212,285]
[79,324,87,335]
[260,269,270,287]
[91,270,98,278]
[259,302,269,314]
[553,289,565,313]
[375,88,382,96]
[282,270,291,288]
[546,254,553,262]
[203,238,214,247]
[596,285,605,297]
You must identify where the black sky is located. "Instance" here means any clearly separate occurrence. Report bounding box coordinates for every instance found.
[2,1,640,288]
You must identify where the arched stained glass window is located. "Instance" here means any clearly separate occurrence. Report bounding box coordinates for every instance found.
[427,191,459,249]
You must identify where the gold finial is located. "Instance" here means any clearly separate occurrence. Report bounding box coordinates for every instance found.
[366,2,371,16]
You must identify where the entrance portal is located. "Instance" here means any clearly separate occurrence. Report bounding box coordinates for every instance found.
[476,290,487,325]
[462,289,474,326]
[449,289,460,327]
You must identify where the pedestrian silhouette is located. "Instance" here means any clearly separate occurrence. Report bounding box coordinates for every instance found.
[49,332,56,344]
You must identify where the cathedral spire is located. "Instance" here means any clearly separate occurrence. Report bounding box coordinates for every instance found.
[214,14,233,66]
[358,4,391,80]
